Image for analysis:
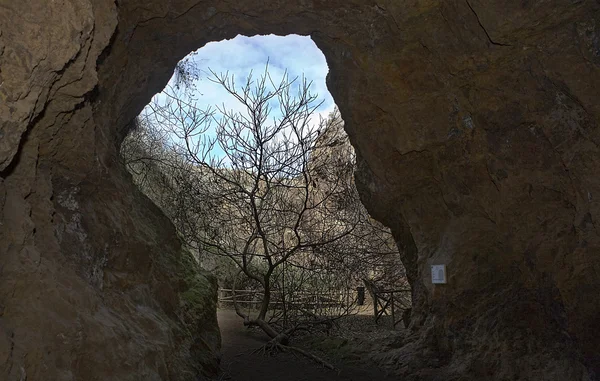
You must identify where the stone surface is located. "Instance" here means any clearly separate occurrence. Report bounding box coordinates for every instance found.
[0,1,220,380]
[1,0,599,380]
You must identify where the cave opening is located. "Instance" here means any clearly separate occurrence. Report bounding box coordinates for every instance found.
[3,2,600,380]
[119,33,411,370]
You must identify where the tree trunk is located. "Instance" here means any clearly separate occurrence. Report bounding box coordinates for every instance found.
[258,279,271,321]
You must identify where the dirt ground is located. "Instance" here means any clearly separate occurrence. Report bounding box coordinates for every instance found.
[217,309,398,381]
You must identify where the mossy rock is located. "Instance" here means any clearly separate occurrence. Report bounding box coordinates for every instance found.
[151,243,221,379]
[177,249,221,375]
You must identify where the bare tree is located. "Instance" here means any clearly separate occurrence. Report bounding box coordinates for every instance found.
[121,65,409,356]
[163,66,365,342]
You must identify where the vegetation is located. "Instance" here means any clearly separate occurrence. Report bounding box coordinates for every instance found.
[120,64,408,356]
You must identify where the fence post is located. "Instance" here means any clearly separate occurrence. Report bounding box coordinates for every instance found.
[356,286,365,306]
[346,288,350,309]
[373,293,378,322]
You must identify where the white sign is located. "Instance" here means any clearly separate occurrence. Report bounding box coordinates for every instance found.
[431,264,447,284]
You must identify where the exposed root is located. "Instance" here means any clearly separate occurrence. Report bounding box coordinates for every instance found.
[254,340,338,371]
[231,274,337,371]
[280,344,337,371]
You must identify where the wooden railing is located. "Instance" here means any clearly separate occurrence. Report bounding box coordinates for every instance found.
[372,289,411,328]
[218,286,412,328]
[218,288,349,310]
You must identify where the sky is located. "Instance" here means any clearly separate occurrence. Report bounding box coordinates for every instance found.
[188,34,335,114]
[144,34,336,160]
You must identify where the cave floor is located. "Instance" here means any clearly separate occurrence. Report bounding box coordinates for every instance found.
[217,309,395,381]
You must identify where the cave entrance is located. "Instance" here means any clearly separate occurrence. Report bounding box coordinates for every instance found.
[120,33,410,359]
[5,1,599,380]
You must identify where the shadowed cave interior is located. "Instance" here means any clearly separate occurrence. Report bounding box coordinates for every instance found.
[0,1,599,380]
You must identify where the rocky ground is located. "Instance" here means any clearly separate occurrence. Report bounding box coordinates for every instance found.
[217,309,400,381]
[295,312,404,364]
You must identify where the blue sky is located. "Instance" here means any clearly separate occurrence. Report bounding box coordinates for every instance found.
[144,34,336,160]
[187,34,335,115]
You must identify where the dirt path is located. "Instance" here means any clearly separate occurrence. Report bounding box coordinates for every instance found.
[218,309,396,381]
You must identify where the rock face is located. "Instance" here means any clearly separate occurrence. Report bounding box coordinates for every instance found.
[1,0,599,380]
[0,2,220,380]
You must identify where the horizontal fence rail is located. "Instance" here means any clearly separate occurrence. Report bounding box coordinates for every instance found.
[218,286,413,329]
[218,288,351,309]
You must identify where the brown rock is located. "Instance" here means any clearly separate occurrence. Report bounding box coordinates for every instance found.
[1,0,599,380]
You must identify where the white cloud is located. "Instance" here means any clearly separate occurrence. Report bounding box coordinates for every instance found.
[189,34,333,114]
[145,34,336,160]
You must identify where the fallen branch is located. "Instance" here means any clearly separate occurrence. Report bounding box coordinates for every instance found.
[254,339,338,371]
[279,343,338,371]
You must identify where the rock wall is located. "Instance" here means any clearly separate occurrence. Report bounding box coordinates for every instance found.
[0,1,220,380]
[1,0,599,380]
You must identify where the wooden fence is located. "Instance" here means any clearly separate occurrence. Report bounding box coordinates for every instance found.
[372,289,411,328]
[218,286,412,329]
[218,288,350,310]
